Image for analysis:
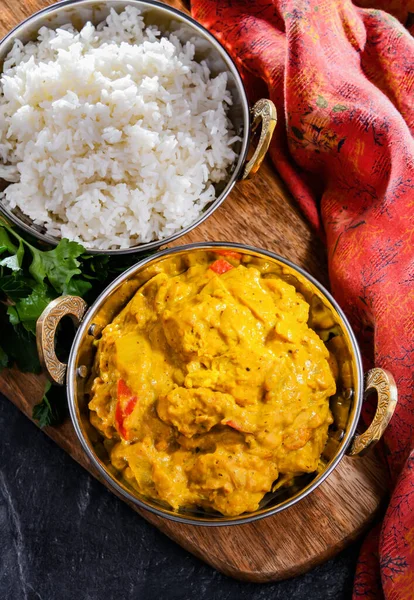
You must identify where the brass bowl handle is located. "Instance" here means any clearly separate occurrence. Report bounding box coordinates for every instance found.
[242,99,277,180]
[347,368,397,457]
[36,295,88,385]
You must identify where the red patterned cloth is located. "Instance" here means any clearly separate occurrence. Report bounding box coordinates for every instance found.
[191,0,414,597]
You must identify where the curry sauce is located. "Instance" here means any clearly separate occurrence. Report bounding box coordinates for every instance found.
[89,254,336,516]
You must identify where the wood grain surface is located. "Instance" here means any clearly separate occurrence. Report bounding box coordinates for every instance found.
[0,0,389,583]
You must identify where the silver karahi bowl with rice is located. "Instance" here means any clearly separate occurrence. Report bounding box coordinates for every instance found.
[0,0,276,254]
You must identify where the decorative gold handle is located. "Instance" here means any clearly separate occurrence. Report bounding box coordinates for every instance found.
[36,295,88,385]
[242,99,277,180]
[347,368,397,457]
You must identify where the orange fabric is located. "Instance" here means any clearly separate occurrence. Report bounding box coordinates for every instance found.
[191,1,414,597]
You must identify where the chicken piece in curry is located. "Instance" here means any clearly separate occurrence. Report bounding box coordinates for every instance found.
[89,254,336,517]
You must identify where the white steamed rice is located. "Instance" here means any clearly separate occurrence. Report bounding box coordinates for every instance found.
[0,7,239,249]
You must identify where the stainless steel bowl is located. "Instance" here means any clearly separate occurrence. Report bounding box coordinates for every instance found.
[36,243,397,526]
[0,0,276,254]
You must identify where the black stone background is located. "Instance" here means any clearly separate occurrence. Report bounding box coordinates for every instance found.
[0,396,360,600]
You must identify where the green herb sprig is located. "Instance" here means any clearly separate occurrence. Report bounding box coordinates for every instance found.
[0,220,145,426]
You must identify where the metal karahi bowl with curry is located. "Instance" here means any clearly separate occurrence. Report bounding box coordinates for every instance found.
[36,243,397,525]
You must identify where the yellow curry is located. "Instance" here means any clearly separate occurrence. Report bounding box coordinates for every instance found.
[89,253,336,516]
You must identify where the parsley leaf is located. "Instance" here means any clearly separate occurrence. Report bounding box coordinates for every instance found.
[0,239,24,271]
[0,272,33,301]
[28,238,84,292]
[0,227,18,255]
[33,381,67,428]
[2,224,84,292]
[0,316,41,373]
[7,283,55,327]
[0,221,151,427]
[63,276,92,297]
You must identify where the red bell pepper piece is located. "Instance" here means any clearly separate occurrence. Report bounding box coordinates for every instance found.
[117,379,131,399]
[115,379,137,440]
[209,259,234,275]
[224,419,248,432]
[115,401,128,440]
[124,397,137,416]
[216,250,242,260]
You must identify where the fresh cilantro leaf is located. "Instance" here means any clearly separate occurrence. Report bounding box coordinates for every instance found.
[0,222,152,428]
[32,381,53,428]
[63,276,92,297]
[82,252,143,282]
[28,238,84,292]
[107,252,144,274]
[0,227,18,255]
[7,283,55,326]
[32,397,54,427]
[33,381,66,427]
[21,320,37,335]
[0,239,24,271]
[0,317,41,373]
[0,272,33,301]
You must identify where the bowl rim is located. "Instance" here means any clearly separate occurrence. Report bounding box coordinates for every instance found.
[0,0,251,254]
[67,242,364,526]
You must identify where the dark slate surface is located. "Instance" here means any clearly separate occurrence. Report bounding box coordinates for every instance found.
[0,397,359,600]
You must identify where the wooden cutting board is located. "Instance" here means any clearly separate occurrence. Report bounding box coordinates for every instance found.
[0,0,389,583]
